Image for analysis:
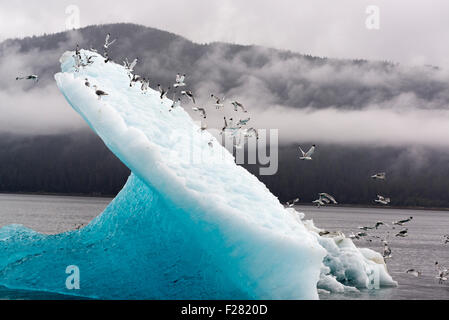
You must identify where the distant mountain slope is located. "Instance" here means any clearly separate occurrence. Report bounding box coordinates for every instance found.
[1,23,448,111]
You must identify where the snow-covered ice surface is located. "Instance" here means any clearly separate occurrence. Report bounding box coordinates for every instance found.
[0,51,396,299]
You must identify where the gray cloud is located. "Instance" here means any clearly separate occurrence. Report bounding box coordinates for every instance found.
[1,1,449,67]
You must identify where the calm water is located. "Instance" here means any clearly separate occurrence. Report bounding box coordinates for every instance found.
[0,194,448,300]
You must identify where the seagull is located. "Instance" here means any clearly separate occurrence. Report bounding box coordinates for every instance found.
[158,84,170,99]
[359,226,375,231]
[395,229,408,238]
[435,262,449,284]
[383,241,392,259]
[84,78,90,87]
[313,198,326,207]
[192,107,207,119]
[124,58,138,73]
[299,145,316,160]
[374,221,387,229]
[220,117,229,134]
[211,94,225,109]
[104,51,111,64]
[181,91,196,104]
[90,47,98,53]
[371,172,386,180]
[393,217,413,226]
[140,78,149,93]
[405,269,422,277]
[92,85,108,100]
[286,198,300,208]
[349,233,360,240]
[174,73,186,88]
[242,128,259,140]
[319,193,338,204]
[375,195,391,205]
[16,75,39,82]
[236,118,251,127]
[170,98,182,111]
[130,74,142,87]
[231,101,247,113]
[442,235,449,245]
[104,33,117,50]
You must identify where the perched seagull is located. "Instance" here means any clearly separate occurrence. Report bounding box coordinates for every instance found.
[103,33,117,50]
[383,241,392,259]
[170,98,182,111]
[231,101,247,113]
[405,269,422,277]
[181,91,196,104]
[92,85,108,100]
[393,217,413,226]
[286,198,300,208]
[174,73,186,88]
[395,229,408,238]
[371,172,386,180]
[140,78,149,93]
[319,193,338,205]
[299,145,316,161]
[158,84,170,99]
[375,195,391,205]
[130,74,142,87]
[211,94,225,109]
[104,51,111,64]
[192,107,207,119]
[83,53,96,66]
[84,78,90,87]
[90,47,98,53]
[16,75,39,82]
[356,232,368,238]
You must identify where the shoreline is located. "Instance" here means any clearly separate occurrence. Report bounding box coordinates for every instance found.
[0,191,448,212]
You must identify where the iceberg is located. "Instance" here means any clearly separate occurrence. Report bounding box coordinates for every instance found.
[0,50,396,299]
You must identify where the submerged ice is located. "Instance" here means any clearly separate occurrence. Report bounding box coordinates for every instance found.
[0,50,396,299]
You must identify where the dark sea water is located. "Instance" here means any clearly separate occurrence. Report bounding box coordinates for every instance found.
[0,194,448,300]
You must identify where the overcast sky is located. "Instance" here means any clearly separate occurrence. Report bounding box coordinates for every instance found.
[0,0,448,67]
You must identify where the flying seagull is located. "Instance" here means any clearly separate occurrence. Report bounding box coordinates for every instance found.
[104,33,117,50]
[231,101,247,113]
[371,172,386,180]
[395,229,408,238]
[286,198,300,208]
[16,75,39,82]
[375,195,391,205]
[174,73,186,88]
[181,91,196,104]
[393,217,413,226]
[299,145,316,160]
[192,107,207,119]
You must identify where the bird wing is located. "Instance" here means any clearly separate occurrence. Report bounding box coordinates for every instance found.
[299,146,306,157]
[305,146,315,157]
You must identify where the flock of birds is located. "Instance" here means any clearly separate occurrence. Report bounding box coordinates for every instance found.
[74,34,259,150]
[14,32,449,289]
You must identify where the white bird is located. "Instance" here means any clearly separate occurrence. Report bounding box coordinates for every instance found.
[435,262,449,284]
[405,269,421,277]
[211,94,225,109]
[313,199,325,207]
[375,195,391,205]
[393,217,413,226]
[395,229,408,238]
[130,74,142,87]
[286,198,300,208]
[92,85,108,100]
[181,91,196,104]
[231,101,247,113]
[158,84,170,99]
[383,241,392,259]
[170,98,182,111]
[371,172,386,180]
[192,107,207,119]
[319,193,338,204]
[236,118,251,127]
[299,145,316,160]
[174,73,186,88]
[140,78,149,93]
[16,75,39,82]
[104,33,117,50]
